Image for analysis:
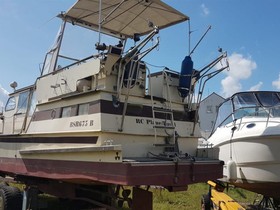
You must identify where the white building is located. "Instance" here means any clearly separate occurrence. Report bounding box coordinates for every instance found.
[198,92,225,139]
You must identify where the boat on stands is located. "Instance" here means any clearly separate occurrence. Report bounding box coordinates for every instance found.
[0,0,228,209]
[207,91,280,199]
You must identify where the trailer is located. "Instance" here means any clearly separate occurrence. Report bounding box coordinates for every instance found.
[202,181,245,210]
[202,180,279,210]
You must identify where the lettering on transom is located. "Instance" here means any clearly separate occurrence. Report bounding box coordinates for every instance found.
[70,120,94,127]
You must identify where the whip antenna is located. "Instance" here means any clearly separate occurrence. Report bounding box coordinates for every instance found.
[188,20,191,56]
[189,25,211,56]
[98,0,102,44]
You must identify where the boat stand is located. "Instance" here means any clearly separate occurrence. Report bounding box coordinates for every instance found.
[22,186,39,210]
[257,196,277,210]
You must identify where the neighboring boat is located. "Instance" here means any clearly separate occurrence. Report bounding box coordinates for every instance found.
[0,0,228,209]
[207,91,280,199]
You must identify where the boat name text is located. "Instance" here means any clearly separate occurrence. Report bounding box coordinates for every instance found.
[70,120,94,127]
[136,118,174,126]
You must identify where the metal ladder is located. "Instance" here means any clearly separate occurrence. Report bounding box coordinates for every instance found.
[152,71,177,152]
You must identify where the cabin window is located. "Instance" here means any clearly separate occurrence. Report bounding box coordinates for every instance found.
[78,103,89,115]
[28,92,37,117]
[5,97,16,111]
[61,106,71,118]
[17,91,30,114]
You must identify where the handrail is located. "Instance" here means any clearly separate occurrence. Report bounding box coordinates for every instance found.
[162,70,173,111]
[213,105,280,133]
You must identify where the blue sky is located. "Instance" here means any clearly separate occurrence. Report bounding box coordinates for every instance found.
[1,0,280,108]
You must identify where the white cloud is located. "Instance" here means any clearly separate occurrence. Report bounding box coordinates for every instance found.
[272,73,280,90]
[226,53,257,79]
[220,53,257,97]
[0,85,9,109]
[201,4,210,16]
[221,76,242,97]
[249,82,263,91]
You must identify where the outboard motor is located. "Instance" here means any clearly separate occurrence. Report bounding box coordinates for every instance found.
[178,55,193,99]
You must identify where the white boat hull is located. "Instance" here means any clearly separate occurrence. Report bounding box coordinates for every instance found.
[209,118,280,197]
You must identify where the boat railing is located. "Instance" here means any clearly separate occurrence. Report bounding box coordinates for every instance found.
[233,105,280,128]
[236,105,280,118]
[116,27,159,132]
[213,105,280,133]
[57,54,96,71]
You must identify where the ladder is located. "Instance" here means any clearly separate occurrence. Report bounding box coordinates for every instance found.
[152,71,178,153]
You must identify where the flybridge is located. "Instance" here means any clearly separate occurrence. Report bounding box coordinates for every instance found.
[42,0,189,76]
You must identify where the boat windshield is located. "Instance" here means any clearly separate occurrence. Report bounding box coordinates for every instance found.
[256,92,280,107]
[212,92,280,132]
[233,92,260,109]
[212,99,233,130]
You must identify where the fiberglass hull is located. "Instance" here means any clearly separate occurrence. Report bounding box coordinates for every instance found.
[209,117,280,198]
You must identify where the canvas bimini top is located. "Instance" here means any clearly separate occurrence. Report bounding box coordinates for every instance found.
[59,0,189,38]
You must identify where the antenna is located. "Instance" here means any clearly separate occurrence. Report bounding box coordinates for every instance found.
[98,0,102,45]
[189,25,211,56]
[188,20,191,56]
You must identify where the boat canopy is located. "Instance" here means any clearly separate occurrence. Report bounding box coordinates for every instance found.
[60,0,189,38]
[212,91,280,132]
[232,91,280,109]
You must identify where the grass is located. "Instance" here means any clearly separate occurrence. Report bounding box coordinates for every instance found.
[117,183,258,210]
[6,182,259,209]
[151,183,258,210]
[152,184,209,210]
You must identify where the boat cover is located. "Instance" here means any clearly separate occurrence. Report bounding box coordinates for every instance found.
[61,0,189,38]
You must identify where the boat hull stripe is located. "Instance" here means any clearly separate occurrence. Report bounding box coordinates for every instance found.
[0,136,98,144]
[32,99,193,122]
